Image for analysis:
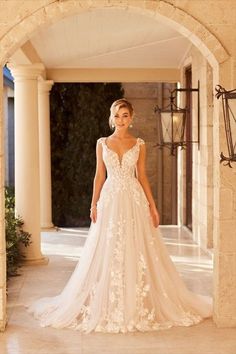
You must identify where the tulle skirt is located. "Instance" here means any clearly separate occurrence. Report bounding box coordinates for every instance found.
[26,177,213,333]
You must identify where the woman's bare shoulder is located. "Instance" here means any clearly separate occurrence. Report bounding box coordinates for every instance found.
[97,137,106,145]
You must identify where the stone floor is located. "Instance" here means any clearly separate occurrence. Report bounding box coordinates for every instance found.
[1,226,236,354]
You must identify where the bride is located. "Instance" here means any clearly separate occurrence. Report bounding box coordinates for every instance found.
[26,98,213,333]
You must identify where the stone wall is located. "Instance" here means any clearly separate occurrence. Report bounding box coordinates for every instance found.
[179,45,214,250]
[123,82,177,224]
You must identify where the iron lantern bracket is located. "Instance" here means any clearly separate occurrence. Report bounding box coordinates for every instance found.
[215,84,236,168]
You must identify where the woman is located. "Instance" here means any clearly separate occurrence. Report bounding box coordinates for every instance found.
[27,98,213,333]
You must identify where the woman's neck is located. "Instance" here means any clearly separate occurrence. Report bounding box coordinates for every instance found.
[112,130,130,139]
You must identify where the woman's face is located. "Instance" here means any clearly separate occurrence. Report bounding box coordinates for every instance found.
[113,107,132,130]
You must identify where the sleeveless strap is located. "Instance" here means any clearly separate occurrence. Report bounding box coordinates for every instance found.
[97,137,106,145]
[137,137,145,146]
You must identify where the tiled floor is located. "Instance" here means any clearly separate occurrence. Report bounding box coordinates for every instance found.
[1,226,236,354]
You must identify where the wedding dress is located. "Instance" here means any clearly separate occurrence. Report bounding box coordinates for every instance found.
[26,137,213,333]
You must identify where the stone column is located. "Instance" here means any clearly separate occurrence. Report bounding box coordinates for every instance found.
[8,63,48,265]
[0,66,7,331]
[38,80,54,230]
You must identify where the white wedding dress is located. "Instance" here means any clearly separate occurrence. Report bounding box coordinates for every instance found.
[26,137,213,333]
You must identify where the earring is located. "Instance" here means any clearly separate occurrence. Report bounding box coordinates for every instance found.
[129,123,133,128]
[111,123,115,128]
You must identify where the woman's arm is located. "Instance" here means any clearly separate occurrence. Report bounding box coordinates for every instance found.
[90,140,106,222]
[136,143,160,228]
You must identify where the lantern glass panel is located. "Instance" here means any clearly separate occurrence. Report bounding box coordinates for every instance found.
[160,112,171,143]
[160,111,185,143]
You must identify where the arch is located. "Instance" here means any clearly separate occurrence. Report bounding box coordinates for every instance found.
[0,0,229,69]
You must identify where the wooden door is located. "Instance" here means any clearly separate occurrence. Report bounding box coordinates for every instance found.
[185,67,193,230]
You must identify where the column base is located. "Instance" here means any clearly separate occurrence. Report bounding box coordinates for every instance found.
[0,318,7,332]
[41,222,55,231]
[23,255,49,266]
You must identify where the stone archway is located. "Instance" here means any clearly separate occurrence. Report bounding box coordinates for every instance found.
[0,0,233,331]
[0,1,229,68]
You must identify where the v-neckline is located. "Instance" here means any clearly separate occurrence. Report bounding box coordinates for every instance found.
[104,137,138,167]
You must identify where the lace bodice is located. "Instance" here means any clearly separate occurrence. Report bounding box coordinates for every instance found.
[97,137,145,181]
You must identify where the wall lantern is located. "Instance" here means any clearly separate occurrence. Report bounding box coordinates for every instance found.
[215,85,236,168]
[154,81,200,155]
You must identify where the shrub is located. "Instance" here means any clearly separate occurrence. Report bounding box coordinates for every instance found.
[5,186,31,277]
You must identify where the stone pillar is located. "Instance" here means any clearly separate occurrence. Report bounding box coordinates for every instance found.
[0,66,7,331]
[213,58,236,328]
[38,80,54,230]
[8,63,48,265]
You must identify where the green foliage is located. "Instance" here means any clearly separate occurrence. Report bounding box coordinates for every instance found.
[5,186,31,277]
[50,83,124,226]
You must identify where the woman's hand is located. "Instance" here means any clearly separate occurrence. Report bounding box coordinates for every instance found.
[149,204,160,228]
[90,206,97,223]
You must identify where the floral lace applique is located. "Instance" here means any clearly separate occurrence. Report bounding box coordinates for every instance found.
[135,253,156,330]
[101,215,126,332]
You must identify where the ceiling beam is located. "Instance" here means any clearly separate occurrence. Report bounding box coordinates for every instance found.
[46,68,180,82]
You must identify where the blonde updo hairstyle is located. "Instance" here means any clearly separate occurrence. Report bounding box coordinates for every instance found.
[109,98,134,130]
